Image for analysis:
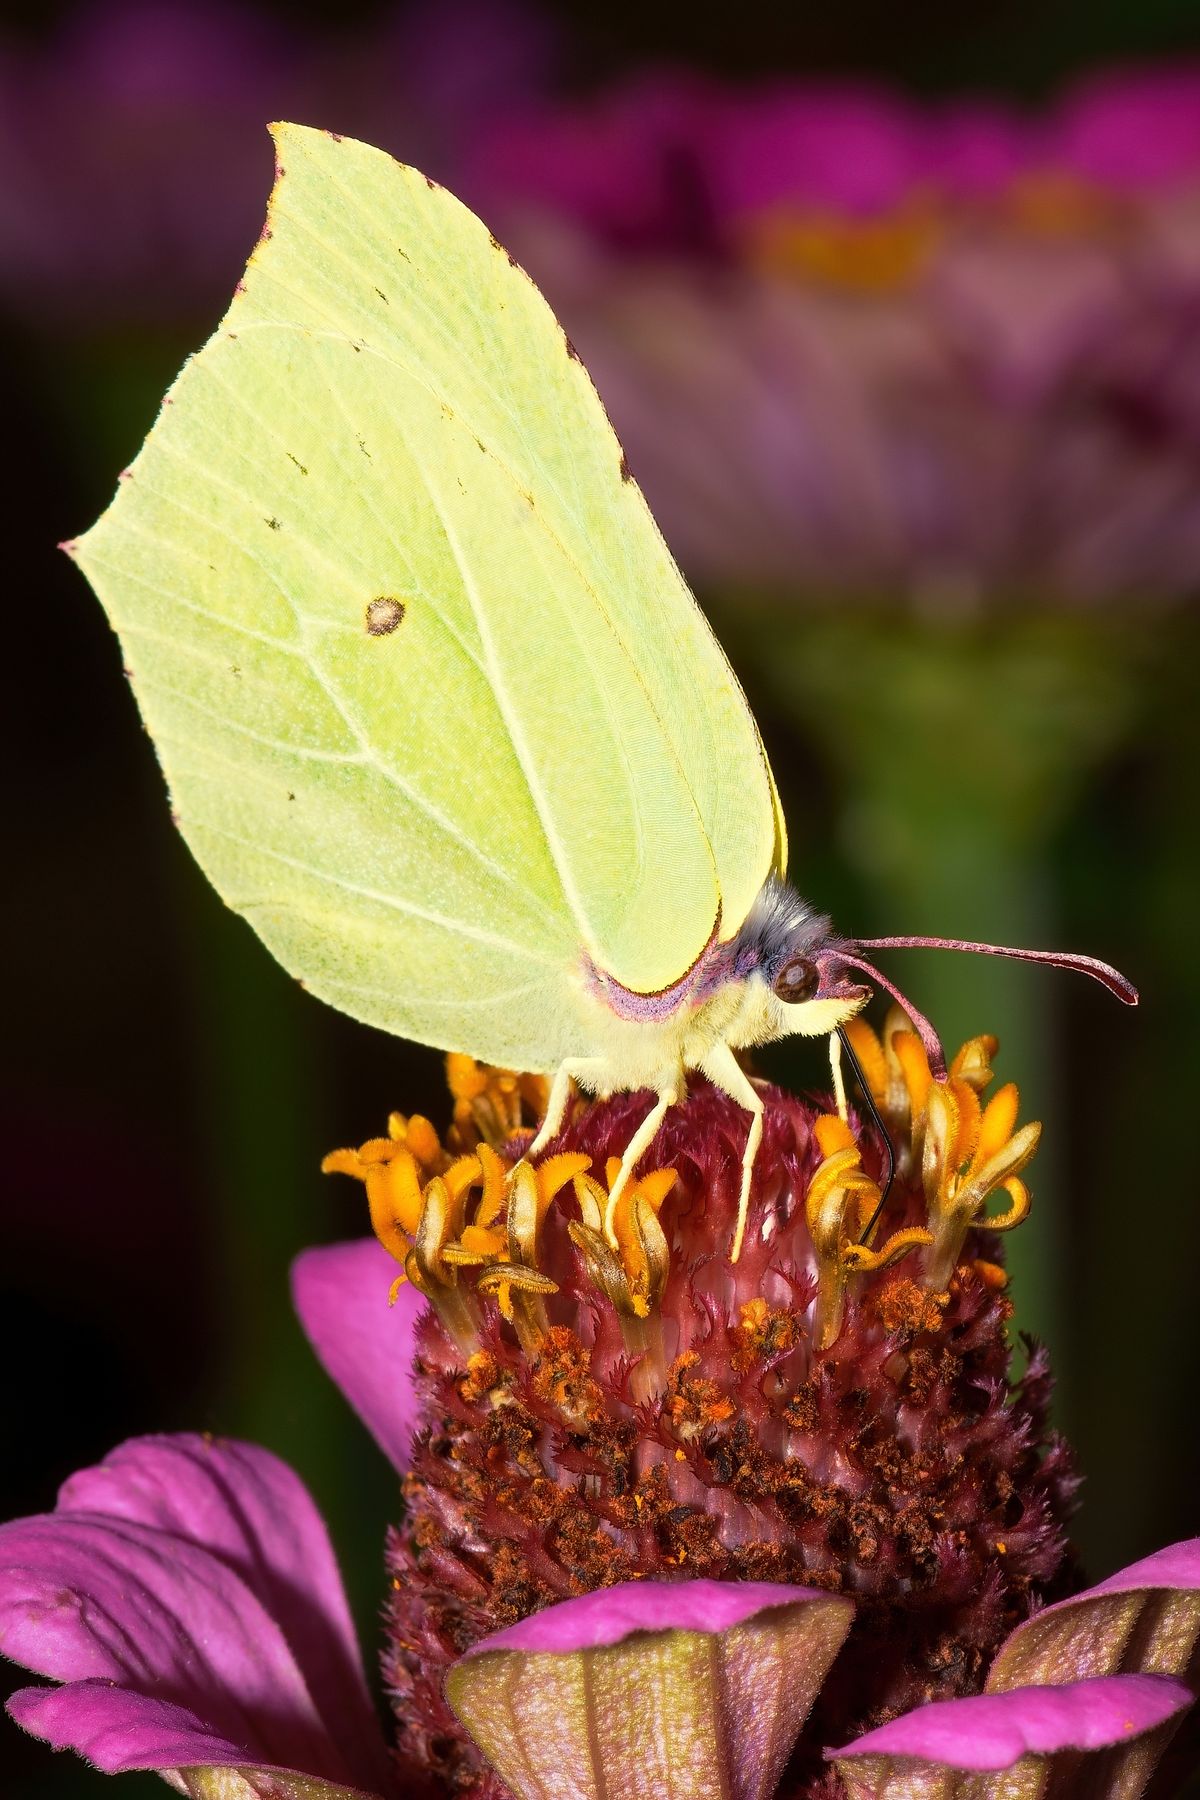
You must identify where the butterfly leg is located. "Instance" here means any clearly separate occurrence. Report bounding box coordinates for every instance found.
[698,1042,764,1264]
[830,1030,849,1122]
[603,1079,682,1249]
[528,1057,609,1157]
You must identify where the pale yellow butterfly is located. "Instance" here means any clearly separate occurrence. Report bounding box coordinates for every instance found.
[68,125,1135,1259]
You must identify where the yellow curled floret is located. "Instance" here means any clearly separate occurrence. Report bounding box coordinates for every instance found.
[324,1060,595,1355]
[805,1115,932,1350]
[803,1017,1039,1340]
[446,1053,550,1152]
[570,1159,676,1322]
[920,1078,1039,1289]
[330,1037,1038,1357]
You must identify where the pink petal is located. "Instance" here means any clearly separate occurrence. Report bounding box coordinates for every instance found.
[54,1434,391,1789]
[8,1682,378,1797]
[1051,66,1200,192]
[989,1536,1200,1689]
[829,1673,1192,1788]
[706,86,924,221]
[449,1578,853,1800]
[0,1433,393,1794]
[829,1547,1200,1800]
[291,1238,425,1473]
[465,1574,835,1653]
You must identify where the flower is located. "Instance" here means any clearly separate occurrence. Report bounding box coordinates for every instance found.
[0,0,553,333]
[3,1039,1198,1798]
[469,65,1200,603]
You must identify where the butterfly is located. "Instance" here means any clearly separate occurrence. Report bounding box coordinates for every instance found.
[68,124,1136,1262]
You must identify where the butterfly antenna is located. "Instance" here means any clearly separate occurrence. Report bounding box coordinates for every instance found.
[855,936,1138,1006]
[836,1025,896,1246]
[835,949,949,1078]
[832,937,1134,1244]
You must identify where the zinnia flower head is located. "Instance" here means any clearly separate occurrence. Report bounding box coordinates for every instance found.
[468,64,1200,602]
[4,1018,1196,1798]
[327,1022,1076,1791]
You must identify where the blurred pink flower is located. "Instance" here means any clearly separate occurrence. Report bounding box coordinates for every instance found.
[470,65,1200,602]
[0,0,553,332]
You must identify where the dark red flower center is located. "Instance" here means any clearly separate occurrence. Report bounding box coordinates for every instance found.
[373,1080,1077,1798]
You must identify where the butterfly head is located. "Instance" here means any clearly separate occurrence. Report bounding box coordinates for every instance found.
[731,879,870,1043]
[741,875,1138,1071]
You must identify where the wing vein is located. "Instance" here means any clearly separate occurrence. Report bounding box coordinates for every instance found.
[130,664,369,764]
[196,348,494,684]
[231,324,716,961]
[195,821,560,964]
[122,434,551,909]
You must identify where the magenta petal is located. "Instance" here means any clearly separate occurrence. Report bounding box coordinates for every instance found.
[10,1680,270,1777]
[1027,1536,1200,1613]
[291,1238,424,1473]
[449,1579,854,1800]
[989,1536,1200,1689]
[0,1434,393,1794]
[707,87,924,221]
[8,1682,380,1797]
[830,1539,1200,1796]
[52,1434,392,1790]
[464,1574,834,1654]
[829,1672,1192,1771]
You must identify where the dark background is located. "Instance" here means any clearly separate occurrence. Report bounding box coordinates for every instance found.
[3,1,1199,1795]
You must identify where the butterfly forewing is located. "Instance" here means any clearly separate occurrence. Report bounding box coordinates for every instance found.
[75,124,781,1065]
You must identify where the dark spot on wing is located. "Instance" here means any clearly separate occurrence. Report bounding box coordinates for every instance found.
[287,453,308,475]
[287,791,296,802]
[265,517,282,530]
[397,245,410,262]
[358,436,371,459]
[328,130,343,143]
[366,596,406,636]
[619,451,632,482]
[374,287,389,305]
[563,332,582,363]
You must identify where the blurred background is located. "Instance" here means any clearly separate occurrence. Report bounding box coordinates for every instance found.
[3,0,1200,1792]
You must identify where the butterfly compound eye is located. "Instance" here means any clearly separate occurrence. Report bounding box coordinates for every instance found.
[773,954,820,1004]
